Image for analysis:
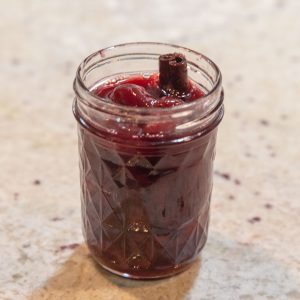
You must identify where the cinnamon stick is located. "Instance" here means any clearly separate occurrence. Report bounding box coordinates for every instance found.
[159,53,189,96]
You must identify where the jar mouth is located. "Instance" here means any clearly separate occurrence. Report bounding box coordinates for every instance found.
[74,42,222,118]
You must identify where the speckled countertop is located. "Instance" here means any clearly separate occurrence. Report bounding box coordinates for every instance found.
[1,0,300,299]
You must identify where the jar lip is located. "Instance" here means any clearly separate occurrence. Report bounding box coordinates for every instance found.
[74,42,222,116]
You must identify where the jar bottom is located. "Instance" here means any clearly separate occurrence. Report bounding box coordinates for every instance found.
[93,255,199,280]
[89,243,205,280]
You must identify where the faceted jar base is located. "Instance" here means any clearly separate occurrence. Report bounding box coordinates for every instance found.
[91,251,200,280]
[88,241,206,280]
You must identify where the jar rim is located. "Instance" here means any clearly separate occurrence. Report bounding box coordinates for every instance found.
[74,42,222,117]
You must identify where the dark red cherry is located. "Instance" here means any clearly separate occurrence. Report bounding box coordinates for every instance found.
[110,84,156,107]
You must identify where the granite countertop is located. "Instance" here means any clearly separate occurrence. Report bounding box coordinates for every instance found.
[1,0,299,299]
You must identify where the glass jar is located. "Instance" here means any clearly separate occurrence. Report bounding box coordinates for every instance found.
[73,42,224,279]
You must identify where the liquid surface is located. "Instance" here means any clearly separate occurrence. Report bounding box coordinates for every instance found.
[94,74,205,108]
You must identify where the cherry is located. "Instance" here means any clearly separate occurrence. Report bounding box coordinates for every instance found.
[146,74,162,98]
[110,84,156,107]
[94,84,115,99]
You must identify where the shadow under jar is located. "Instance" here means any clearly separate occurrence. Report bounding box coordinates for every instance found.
[73,42,224,279]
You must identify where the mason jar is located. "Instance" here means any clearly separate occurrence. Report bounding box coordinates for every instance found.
[73,42,224,279]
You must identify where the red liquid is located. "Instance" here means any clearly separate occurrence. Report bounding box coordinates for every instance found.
[77,74,217,278]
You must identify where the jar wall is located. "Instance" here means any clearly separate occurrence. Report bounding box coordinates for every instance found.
[78,124,218,278]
